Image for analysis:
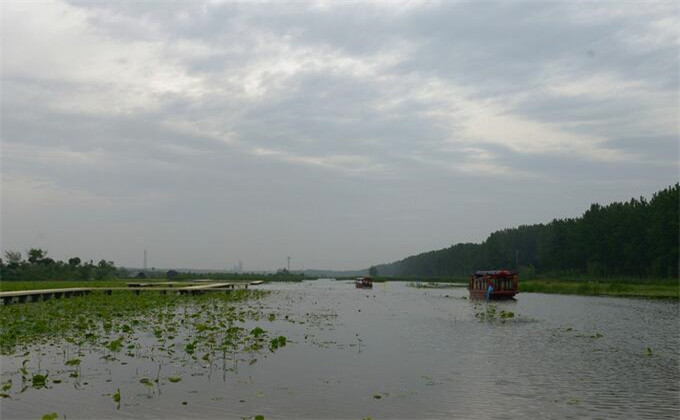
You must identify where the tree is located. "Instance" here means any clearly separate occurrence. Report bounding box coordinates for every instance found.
[369,266,378,277]
[4,251,22,265]
[68,257,81,267]
[27,248,46,264]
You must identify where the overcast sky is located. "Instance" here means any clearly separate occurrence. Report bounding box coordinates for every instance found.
[1,1,678,271]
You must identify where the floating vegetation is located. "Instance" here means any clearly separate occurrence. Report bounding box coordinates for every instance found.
[112,388,121,407]
[269,336,287,351]
[645,347,653,356]
[474,304,521,323]
[31,373,48,389]
[41,413,59,420]
[0,289,292,409]
[500,310,515,319]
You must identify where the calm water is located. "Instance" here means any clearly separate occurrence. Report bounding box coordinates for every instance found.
[2,280,678,419]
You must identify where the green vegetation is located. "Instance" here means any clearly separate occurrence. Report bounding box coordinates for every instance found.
[0,289,271,354]
[0,287,298,412]
[1,249,118,282]
[0,280,132,292]
[0,248,305,284]
[520,278,678,299]
[474,304,516,322]
[375,184,679,280]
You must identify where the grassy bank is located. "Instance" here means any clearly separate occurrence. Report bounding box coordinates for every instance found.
[0,278,256,292]
[0,279,132,292]
[520,278,679,299]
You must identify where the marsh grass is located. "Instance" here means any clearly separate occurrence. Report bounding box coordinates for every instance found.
[521,279,679,299]
[0,280,134,292]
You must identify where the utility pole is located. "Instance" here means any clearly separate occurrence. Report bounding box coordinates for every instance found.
[287,256,291,272]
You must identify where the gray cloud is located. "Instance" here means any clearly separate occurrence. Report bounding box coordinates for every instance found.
[1,1,677,270]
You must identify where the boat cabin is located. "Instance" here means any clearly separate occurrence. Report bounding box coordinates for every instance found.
[355,276,373,289]
[469,270,518,300]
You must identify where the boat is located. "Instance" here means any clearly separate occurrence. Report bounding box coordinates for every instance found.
[355,276,373,289]
[469,270,518,300]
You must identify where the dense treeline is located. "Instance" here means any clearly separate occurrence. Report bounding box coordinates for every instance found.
[0,249,119,281]
[0,248,306,282]
[375,184,679,279]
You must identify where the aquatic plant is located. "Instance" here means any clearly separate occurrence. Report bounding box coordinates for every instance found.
[269,336,287,351]
[31,374,48,389]
[112,388,120,404]
[474,304,521,323]
[0,289,304,413]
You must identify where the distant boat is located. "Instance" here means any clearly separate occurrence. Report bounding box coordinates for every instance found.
[355,277,373,289]
[469,270,518,300]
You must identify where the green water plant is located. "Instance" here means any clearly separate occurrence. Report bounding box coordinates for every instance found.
[31,373,48,389]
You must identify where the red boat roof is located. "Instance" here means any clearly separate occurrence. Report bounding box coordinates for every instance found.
[472,270,516,277]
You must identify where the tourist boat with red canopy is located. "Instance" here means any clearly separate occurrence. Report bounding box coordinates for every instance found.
[469,270,518,300]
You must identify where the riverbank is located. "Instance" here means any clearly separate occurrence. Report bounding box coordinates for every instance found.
[0,279,256,292]
[520,279,679,299]
[351,276,679,299]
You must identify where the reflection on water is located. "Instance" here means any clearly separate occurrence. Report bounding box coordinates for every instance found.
[2,280,678,419]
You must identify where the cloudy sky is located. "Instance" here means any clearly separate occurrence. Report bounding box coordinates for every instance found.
[1,1,678,271]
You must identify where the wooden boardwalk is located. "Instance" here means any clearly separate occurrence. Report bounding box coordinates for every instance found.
[0,281,263,305]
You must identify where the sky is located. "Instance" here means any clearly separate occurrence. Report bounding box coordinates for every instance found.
[1,1,678,271]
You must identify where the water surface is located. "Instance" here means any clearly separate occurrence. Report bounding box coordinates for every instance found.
[2,280,678,419]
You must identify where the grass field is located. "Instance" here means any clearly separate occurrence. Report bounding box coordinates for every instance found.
[520,278,679,299]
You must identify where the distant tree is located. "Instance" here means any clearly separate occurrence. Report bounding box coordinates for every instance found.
[68,257,82,267]
[40,257,55,266]
[27,248,46,264]
[369,266,378,277]
[166,269,179,279]
[95,259,116,279]
[376,184,679,279]
[4,251,22,265]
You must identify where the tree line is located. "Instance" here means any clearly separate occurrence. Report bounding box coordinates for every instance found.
[374,184,679,279]
[0,249,308,282]
[0,249,119,281]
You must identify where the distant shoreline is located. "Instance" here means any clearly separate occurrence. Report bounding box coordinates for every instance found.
[1,277,677,299]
